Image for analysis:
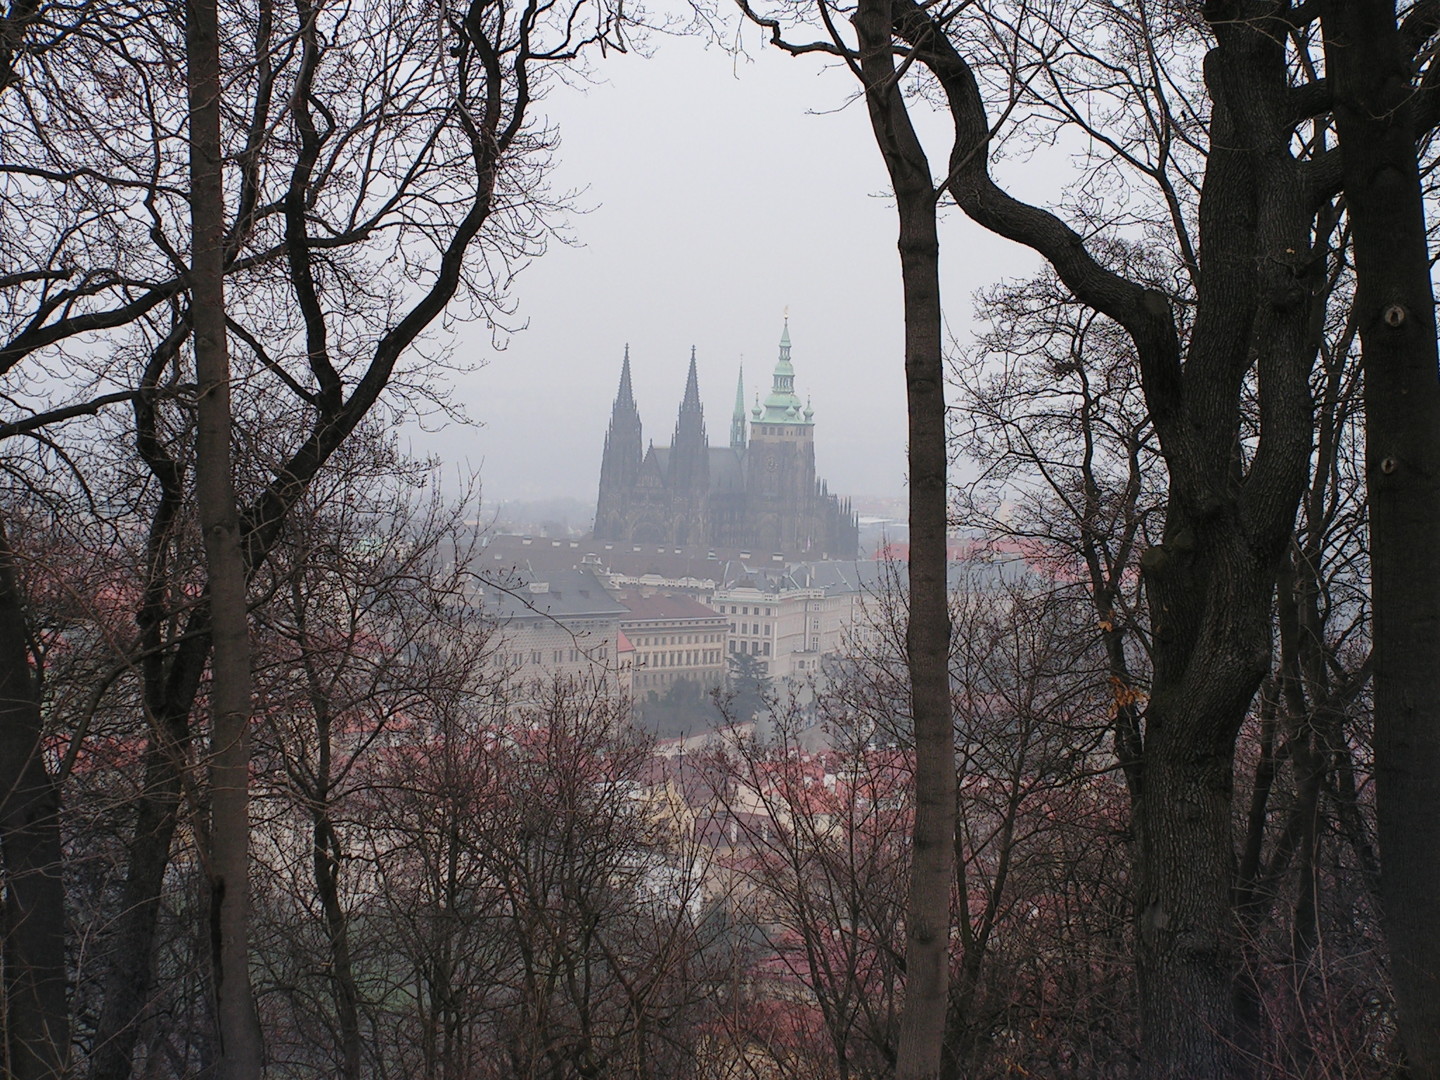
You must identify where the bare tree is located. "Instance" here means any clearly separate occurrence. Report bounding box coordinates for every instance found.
[361,676,720,1079]
[1,0,634,1072]
[707,707,910,1079]
[721,3,961,1069]
[728,2,1440,1073]
[955,209,1386,1075]
[247,441,491,1079]
[951,251,1165,805]
[702,565,1137,1080]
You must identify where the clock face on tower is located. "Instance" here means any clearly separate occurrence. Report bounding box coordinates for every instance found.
[766,455,778,472]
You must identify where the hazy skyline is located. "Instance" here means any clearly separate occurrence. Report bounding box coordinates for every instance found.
[416,32,1045,505]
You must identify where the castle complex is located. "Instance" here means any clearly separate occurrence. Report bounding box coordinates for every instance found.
[593,324,858,558]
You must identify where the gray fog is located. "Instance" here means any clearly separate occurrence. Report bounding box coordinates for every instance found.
[416,35,1044,505]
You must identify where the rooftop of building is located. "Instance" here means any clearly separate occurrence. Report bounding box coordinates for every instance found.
[468,564,628,622]
[616,591,730,624]
[477,532,800,582]
[473,533,1016,598]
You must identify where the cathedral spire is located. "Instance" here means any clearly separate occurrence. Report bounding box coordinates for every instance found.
[730,363,747,449]
[670,347,709,494]
[616,343,635,408]
[595,345,643,540]
[681,346,702,410]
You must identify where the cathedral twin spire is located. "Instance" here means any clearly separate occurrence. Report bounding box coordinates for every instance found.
[603,322,801,480]
[616,343,635,408]
[593,325,858,556]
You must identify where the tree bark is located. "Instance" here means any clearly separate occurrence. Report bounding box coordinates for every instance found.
[0,517,69,1080]
[854,1,954,1074]
[186,0,263,1070]
[1321,3,1440,1074]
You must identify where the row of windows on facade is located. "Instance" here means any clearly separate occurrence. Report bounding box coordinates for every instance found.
[637,649,724,668]
[636,668,746,688]
[633,632,724,646]
[731,622,773,637]
[508,645,609,667]
[730,640,772,656]
[725,618,822,637]
[718,604,775,617]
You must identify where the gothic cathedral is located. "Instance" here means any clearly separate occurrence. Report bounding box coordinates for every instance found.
[593,323,860,558]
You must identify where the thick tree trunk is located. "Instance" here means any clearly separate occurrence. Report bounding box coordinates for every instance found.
[186,0,263,1071]
[854,2,954,1074]
[1131,536,1274,1078]
[1121,492,1302,1077]
[1321,4,1440,1074]
[0,519,69,1080]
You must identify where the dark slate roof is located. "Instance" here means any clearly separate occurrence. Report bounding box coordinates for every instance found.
[472,565,627,622]
[472,534,609,575]
[474,536,966,594]
[479,533,798,583]
[641,445,748,495]
[707,447,746,493]
[786,560,895,596]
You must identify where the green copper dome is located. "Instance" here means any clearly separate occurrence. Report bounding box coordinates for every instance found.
[754,319,812,426]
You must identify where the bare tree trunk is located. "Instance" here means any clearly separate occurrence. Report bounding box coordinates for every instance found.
[0,518,68,1080]
[87,720,190,1080]
[296,580,363,1079]
[90,330,203,1080]
[1321,4,1440,1074]
[854,1,954,1074]
[313,807,362,1079]
[186,0,263,1070]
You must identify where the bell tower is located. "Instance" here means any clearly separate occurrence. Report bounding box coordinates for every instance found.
[746,319,817,550]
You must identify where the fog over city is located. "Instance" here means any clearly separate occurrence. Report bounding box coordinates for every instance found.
[7,3,1433,1077]
[421,35,1042,505]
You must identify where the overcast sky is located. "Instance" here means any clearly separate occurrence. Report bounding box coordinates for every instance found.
[415,32,1044,505]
